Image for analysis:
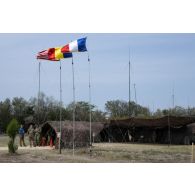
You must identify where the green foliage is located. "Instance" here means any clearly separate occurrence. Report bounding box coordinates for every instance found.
[8,139,18,153]
[29,93,66,124]
[6,119,19,153]
[67,101,106,122]
[105,100,151,118]
[0,98,12,132]
[153,106,195,117]
[12,97,31,124]
[6,119,19,141]
[1,92,195,131]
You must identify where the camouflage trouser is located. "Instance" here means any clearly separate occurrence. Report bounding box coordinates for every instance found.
[35,134,40,146]
[29,136,34,147]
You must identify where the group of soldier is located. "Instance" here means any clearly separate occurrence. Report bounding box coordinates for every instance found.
[18,124,41,147]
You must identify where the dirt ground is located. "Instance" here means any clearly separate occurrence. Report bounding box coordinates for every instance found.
[0,135,193,163]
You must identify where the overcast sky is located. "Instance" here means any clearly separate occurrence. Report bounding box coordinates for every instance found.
[0,33,195,111]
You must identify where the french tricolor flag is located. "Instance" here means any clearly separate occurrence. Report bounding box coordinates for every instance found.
[61,37,87,53]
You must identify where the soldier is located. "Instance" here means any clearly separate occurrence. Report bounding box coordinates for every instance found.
[34,125,41,146]
[27,124,35,147]
[18,124,26,147]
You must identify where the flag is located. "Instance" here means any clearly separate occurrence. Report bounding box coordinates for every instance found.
[37,37,87,61]
[37,48,72,61]
[61,37,87,53]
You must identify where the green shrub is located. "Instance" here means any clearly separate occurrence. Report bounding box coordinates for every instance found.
[8,139,18,153]
[6,119,19,153]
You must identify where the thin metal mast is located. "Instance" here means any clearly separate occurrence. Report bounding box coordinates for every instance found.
[128,49,131,117]
[168,85,172,146]
[88,53,92,155]
[38,61,41,127]
[134,83,137,104]
[72,57,76,156]
[187,98,190,116]
[134,83,137,116]
[59,60,62,154]
[172,85,175,109]
[168,112,171,146]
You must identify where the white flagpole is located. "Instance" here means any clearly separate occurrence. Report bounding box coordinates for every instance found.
[59,60,62,154]
[72,56,76,156]
[88,53,92,155]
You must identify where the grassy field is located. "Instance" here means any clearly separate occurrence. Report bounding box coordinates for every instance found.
[0,135,193,163]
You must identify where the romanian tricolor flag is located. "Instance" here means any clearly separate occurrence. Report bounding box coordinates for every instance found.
[37,37,87,61]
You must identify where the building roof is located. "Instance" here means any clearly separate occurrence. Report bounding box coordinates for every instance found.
[41,120,104,135]
[109,116,195,129]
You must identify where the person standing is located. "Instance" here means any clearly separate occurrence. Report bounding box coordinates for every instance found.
[18,124,26,147]
[34,125,41,146]
[28,125,35,147]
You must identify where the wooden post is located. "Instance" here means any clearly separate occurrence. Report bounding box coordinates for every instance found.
[191,142,194,163]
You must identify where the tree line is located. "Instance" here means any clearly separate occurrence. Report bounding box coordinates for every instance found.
[0,93,195,133]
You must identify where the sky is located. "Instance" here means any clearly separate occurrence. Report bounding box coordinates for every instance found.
[0,33,195,111]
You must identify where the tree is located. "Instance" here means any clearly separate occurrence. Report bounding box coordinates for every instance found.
[105,100,129,118]
[105,100,151,118]
[171,106,187,116]
[66,101,106,122]
[29,92,63,124]
[12,97,29,124]
[92,110,106,122]
[67,101,95,121]
[153,109,163,117]
[0,98,12,132]
[6,119,19,153]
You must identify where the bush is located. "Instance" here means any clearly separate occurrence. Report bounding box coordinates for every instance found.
[8,139,18,153]
[6,119,19,153]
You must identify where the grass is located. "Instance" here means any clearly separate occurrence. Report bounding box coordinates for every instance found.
[0,135,193,163]
[0,134,30,147]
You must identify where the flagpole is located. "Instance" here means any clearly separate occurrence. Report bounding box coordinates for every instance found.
[88,53,92,155]
[59,60,62,154]
[38,61,41,127]
[134,83,137,116]
[128,48,131,117]
[72,56,76,156]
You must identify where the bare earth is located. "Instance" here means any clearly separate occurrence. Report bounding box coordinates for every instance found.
[0,135,193,163]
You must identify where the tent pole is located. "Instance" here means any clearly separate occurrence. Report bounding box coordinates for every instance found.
[59,60,62,154]
[88,53,92,156]
[72,57,75,156]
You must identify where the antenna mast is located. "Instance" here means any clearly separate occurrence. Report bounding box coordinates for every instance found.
[38,61,41,126]
[134,83,137,104]
[172,85,175,109]
[128,49,131,117]
[134,83,137,116]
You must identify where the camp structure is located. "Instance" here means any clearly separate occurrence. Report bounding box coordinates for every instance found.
[100,116,195,145]
[41,120,104,148]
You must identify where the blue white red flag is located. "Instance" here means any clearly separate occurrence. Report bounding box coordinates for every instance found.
[61,37,87,53]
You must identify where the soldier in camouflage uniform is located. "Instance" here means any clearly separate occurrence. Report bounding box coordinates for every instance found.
[34,125,41,146]
[27,125,35,147]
